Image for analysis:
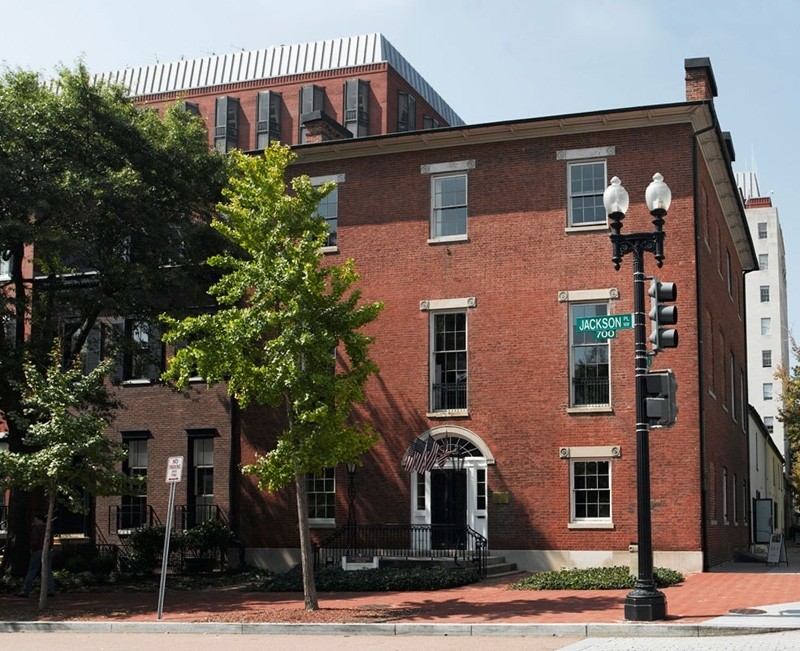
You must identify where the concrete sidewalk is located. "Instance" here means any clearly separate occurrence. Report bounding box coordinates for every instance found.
[1,546,800,638]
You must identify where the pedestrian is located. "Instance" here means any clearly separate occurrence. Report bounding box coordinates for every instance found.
[17,515,55,597]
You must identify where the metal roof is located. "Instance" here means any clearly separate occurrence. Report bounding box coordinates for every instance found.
[93,33,464,127]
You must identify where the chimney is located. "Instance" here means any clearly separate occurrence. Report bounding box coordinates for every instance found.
[684,57,718,101]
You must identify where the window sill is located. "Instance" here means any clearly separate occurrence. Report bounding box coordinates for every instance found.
[427,410,470,418]
[321,245,339,255]
[565,223,608,234]
[428,234,469,245]
[566,405,613,414]
[122,379,154,386]
[568,521,614,530]
[309,520,336,529]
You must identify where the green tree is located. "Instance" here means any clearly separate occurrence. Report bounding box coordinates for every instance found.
[162,145,383,610]
[778,340,800,514]
[0,347,133,610]
[0,64,226,571]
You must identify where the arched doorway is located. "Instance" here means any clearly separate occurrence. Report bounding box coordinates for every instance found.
[407,427,494,545]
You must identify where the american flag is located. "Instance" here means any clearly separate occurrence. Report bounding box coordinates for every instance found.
[402,438,454,473]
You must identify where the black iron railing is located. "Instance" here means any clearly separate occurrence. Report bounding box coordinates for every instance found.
[431,382,467,411]
[314,523,488,576]
[572,376,610,406]
[109,504,159,535]
[173,504,228,531]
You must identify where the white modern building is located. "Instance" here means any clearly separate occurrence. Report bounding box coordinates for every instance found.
[737,171,791,529]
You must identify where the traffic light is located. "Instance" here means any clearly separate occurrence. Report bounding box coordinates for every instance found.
[644,369,678,427]
[648,278,678,352]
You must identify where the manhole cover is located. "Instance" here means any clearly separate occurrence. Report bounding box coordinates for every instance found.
[729,608,767,615]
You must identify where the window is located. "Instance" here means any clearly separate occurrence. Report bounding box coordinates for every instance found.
[570,303,610,407]
[299,85,324,143]
[758,222,768,239]
[726,251,732,296]
[759,254,769,270]
[763,383,773,400]
[63,321,102,375]
[762,350,772,367]
[733,472,738,524]
[415,473,426,511]
[214,96,240,153]
[120,435,148,532]
[764,416,774,433]
[191,437,214,525]
[344,79,369,137]
[180,101,200,116]
[431,174,468,239]
[397,90,416,131]
[742,480,748,525]
[430,311,467,412]
[760,285,770,302]
[256,91,281,149]
[730,353,736,419]
[722,467,728,524]
[476,468,487,510]
[423,115,440,129]
[0,251,10,278]
[122,320,163,382]
[761,318,771,335]
[568,161,606,226]
[571,460,611,522]
[316,186,338,248]
[307,468,335,522]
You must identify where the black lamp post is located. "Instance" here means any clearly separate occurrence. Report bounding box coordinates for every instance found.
[346,462,357,555]
[604,173,671,622]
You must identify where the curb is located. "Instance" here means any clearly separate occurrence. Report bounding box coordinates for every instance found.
[1,621,799,637]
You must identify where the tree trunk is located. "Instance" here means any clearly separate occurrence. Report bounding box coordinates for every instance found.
[38,491,56,611]
[294,472,318,610]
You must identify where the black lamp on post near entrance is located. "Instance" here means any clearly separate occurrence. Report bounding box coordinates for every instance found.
[604,172,672,622]
[346,461,357,556]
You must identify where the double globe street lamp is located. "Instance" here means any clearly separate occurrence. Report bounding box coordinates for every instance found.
[603,173,672,621]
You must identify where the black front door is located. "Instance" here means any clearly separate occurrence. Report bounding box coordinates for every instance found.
[431,468,467,549]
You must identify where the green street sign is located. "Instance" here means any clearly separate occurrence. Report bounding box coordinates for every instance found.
[575,313,634,341]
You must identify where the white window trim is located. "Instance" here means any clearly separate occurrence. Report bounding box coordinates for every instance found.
[421,160,476,175]
[307,468,336,527]
[560,148,614,230]
[310,174,344,254]
[427,306,471,417]
[567,299,614,412]
[428,172,469,243]
[567,456,614,529]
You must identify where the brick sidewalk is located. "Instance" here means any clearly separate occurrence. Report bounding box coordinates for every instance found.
[2,567,800,624]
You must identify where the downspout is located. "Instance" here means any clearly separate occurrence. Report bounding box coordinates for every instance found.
[693,121,716,572]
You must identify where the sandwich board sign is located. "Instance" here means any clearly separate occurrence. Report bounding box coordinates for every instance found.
[766,532,788,566]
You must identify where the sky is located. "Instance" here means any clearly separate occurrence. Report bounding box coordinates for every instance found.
[2,0,799,339]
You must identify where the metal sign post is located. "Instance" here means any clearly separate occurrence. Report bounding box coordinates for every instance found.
[157,456,183,620]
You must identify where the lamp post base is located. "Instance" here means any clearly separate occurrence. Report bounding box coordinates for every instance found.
[624,588,668,621]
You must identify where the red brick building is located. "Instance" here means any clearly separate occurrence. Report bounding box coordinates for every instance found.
[93,38,754,573]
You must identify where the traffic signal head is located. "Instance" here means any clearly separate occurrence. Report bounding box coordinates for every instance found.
[648,279,678,352]
[644,369,678,427]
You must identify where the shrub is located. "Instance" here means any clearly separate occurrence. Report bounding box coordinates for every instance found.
[127,525,184,576]
[253,565,481,592]
[183,519,233,559]
[509,566,684,590]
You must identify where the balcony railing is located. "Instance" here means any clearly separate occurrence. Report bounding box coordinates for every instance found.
[431,382,467,411]
[572,376,610,406]
[314,523,488,576]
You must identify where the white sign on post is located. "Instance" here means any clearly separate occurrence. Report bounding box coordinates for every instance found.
[165,456,184,483]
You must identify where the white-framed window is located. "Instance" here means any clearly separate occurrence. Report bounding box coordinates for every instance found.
[742,480,748,525]
[761,318,771,335]
[760,285,770,302]
[732,472,738,525]
[192,436,214,524]
[730,353,736,420]
[430,311,468,412]
[763,383,773,400]
[763,350,772,367]
[726,250,732,296]
[570,303,610,407]
[759,253,769,270]
[0,251,11,279]
[397,90,416,131]
[431,174,468,239]
[722,467,729,524]
[568,160,607,226]
[571,459,612,525]
[758,222,768,239]
[120,436,148,532]
[764,416,774,433]
[310,174,344,251]
[122,320,163,382]
[307,467,335,524]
